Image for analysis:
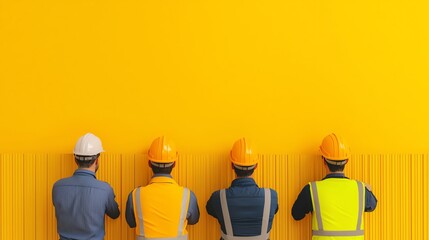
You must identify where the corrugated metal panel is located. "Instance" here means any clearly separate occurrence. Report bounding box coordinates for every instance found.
[0,153,428,239]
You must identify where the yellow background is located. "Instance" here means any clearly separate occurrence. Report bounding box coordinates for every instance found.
[1,0,429,239]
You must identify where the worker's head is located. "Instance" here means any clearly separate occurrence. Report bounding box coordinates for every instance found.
[147,136,178,175]
[230,138,259,178]
[73,133,104,172]
[319,133,350,173]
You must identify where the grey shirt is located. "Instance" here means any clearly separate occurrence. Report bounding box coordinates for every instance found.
[52,169,120,240]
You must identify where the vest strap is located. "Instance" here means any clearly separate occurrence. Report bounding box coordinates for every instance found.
[310,182,324,231]
[220,189,234,235]
[178,188,190,236]
[135,187,144,236]
[356,181,364,230]
[312,230,364,236]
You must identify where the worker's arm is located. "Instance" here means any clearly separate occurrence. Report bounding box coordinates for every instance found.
[187,190,200,225]
[125,191,136,228]
[106,187,120,219]
[206,191,220,219]
[52,183,57,207]
[271,189,279,214]
[291,184,313,221]
[365,187,377,212]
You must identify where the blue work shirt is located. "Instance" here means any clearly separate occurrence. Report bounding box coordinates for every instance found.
[206,178,279,237]
[125,174,200,227]
[52,169,120,240]
[291,173,378,221]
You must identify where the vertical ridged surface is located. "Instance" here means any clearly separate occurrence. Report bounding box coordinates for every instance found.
[0,153,428,239]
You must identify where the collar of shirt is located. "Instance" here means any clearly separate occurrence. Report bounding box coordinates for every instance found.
[323,172,349,180]
[73,169,96,179]
[152,173,173,178]
[150,174,177,185]
[230,177,258,187]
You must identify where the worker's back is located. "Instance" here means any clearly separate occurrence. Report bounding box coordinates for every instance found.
[310,178,365,240]
[52,169,119,240]
[131,175,191,238]
[206,178,278,237]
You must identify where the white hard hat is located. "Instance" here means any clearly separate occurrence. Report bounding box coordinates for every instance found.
[73,133,104,157]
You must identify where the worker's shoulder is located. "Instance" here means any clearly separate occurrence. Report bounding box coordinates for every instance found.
[208,189,221,200]
[267,188,278,198]
[92,179,115,192]
[53,176,114,193]
[209,189,221,195]
[187,188,197,197]
[53,176,77,187]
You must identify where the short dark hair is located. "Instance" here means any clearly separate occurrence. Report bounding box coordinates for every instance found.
[150,161,175,174]
[233,165,256,178]
[324,159,346,172]
[75,159,97,168]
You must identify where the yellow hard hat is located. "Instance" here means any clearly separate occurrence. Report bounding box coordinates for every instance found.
[148,136,178,163]
[230,138,258,167]
[320,133,351,161]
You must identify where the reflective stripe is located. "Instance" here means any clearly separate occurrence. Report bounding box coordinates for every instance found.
[219,188,271,240]
[136,187,144,236]
[137,235,188,240]
[312,230,364,236]
[310,182,324,231]
[177,188,189,236]
[356,181,364,230]
[260,189,271,235]
[220,189,234,235]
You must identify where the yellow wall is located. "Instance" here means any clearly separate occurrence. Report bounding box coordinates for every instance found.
[1,0,429,154]
[1,0,429,239]
[1,153,429,239]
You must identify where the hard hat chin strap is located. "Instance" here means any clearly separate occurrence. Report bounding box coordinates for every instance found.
[150,161,175,168]
[324,158,348,166]
[233,164,257,170]
[75,154,100,161]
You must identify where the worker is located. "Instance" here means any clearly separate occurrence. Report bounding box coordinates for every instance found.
[292,133,378,239]
[125,136,200,240]
[52,133,120,240]
[206,138,279,240]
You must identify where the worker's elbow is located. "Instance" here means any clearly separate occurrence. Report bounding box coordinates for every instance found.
[187,216,200,225]
[365,203,377,212]
[291,210,305,221]
[126,220,136,228]
[108,209,120,219]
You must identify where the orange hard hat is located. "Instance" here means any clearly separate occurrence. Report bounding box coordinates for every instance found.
[320,133,351,161]
[230,138,258,167]
[148,136,178,163]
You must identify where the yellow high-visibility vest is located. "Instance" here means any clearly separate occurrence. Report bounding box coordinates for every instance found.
[132,176,190,240]
[309,178,365,240]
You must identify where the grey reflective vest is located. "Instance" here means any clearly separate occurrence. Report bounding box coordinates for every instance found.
[219,188,271,240]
